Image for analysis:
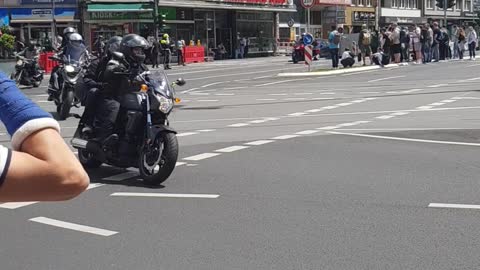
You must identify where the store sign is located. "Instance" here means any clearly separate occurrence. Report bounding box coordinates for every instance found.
[21,0,77,4]
[205,0,288,6]
[384,17,422,24]
[315,0,351,5]
[90,12,153,21]
[353,11,375,22]
[11,8,76,21]
[0,9,9,26]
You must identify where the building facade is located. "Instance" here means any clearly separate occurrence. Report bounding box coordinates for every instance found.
[379,0,423,26]
[423,0,476,26]
[345,0,376,33]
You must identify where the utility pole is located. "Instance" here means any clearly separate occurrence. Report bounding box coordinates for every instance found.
[51,0,56,48]
[153,0,159,38]
[444,0,447,27]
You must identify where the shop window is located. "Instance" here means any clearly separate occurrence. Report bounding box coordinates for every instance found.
[456,0,462,9]
[311,11,321,25]
[426,0,434,8]
[408,0,417,8]
[366,0,372,6]
[465,0,471,10]
[392,0,398,7]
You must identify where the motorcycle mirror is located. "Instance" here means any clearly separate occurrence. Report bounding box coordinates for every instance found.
[112,51,125,62]
[175,78,186,86]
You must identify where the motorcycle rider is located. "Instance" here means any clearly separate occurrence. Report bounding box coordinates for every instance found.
[94,34,149,143]
[80,36,122,133]
[48,27,79,97]
[48,32,87,101]
[15,42,40,84]
[160,33,172,70]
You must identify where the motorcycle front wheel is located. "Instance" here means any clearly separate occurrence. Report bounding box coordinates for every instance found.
[57,90,74,120]
[139,132,178,185]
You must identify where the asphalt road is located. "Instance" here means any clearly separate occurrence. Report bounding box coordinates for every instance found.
[2,56,480,269]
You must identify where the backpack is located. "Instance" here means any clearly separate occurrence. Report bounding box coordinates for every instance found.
[459,31,466,41]
[362,31,371,46]
[332,31,341,45]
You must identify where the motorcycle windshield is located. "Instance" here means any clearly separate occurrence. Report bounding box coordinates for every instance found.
[64,43,87,66]
[149,70,173,98]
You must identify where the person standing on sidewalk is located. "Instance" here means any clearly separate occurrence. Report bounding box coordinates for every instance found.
[467,26,477,60]
[150,38,160,68]
[176,38,186,66]
[432,22,441,62]
[458,26,466,60]
[390,23,401,63]
[410,24,422,64]
[358,24,372,66]
[160,33,172,70]
[451,25,459,59]
[400,26,410,62]
[328,25,343,69]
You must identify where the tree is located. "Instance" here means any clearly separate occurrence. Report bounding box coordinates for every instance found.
[0,34,15,58]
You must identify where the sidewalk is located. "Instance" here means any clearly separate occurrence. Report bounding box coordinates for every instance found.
[278,63,407,77]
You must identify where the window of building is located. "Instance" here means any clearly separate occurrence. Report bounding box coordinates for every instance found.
[465,0,471,10]
[426,0,434,8]
[409,0,417,8]
[392,0,398,7]
[366,0,372,6]
[456,0,462,10]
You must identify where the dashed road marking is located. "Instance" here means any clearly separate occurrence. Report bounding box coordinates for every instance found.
[390,112,410,116]
[306,109,324,113]
[183,153,221,161]
[249,119,268,124]
[256,98,277,101]
[197,129,215,132]
[215,93,235,96]
[295,130,320,135]
[283,98,306,101]
[271,135,300,140]
[111,193,220,199]
[429,102,445,106]
[229,123,249,127]
[376,115,395,120]
[197,99,219,102]
[177,132,198,137]
[428,84,448,88]
[337,102,352,106]
[288,112,307,116]
[323,106,338,109]
[269,93,287,96]
[428,203,480,210]
[245,140,274,146]
[29,217,118,236]
[255,79,301,87]
[316,126,338,130]
[215,145,250,153]
[368,75,405,83]
[416,106,433,110]
[294,93,313,95]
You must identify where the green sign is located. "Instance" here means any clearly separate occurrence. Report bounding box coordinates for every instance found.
[159,7,176,20]
[90,12,153,21]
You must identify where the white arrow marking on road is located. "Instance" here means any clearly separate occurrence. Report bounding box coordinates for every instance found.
[110,193,219,199]
[30,217,118,236]
[428,203,480,210]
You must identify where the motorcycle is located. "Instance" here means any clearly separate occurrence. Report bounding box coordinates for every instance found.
[71,52,186,185]
[291,40,320,64]
[49,51,89,120]
[10,55,44,87]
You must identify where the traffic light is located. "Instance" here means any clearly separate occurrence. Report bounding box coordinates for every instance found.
[447,0,456,8]
[160,14,167,30]
[436,0,444,9]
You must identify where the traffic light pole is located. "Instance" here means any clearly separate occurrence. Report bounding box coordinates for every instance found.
[443,0,447,28]
[154,0,159,38]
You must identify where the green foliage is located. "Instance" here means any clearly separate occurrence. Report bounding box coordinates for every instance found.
[0,25,11,35]
[0,34,15,50]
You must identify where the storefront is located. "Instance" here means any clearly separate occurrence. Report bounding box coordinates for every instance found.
[380,8,423,27]
[0,9,8,27]
[159,0,296,58]
[83,3,154,48]
[345,7,375,33]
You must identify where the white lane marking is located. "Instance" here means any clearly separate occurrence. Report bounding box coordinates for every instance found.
[363,97,378,100]
[312,97,335,100]
[215,145,250,153]
[320,92,336,95]
[189,92,210,95]
[269,93,287,96]
[29,217,118,236]
[295,130,320,135]
[403,88,423,93]
[249,119,268,124]
[183,153,221,161]
[35,94,49,97]
[452,96,480,100]
[316,126,338,130]
[224,86,248,90]
[103,171,138,181]
[428,203,480,209]
[390,112,410,116]
[201,81,226,88]
[336,102,352,106]
[429,102,445,106]
[428,84,448,88]
[376,115,395,119]
[253,75,272,79]
[229,123,249,127]
[328,131,480,147]
[215,93,235,96]
[255,79,301,87]
[264,117,280,121]
[360,91,380,94]
[464,77,480,81]
[416,106,433,110]
[37,100,49,103]
[368,75,405,83]
[197,99,219,102]
[271,134,300,140]
[256,98,277,101]
[177,132,198,137]
[351,99,366,103]
[306,109,324,113]
[283,98,306,101]
[87,183,105,190]
[294,92,313,95]
[245,140,274,146]
[181,87,200,94]
[110,193,219,199]
[335,121,369,127]
[288,112,307,116]
[176,162,187,167]
[0,202,38,209]
[323,106,338,109]
[442,99,456,103]
[197,129,215,132]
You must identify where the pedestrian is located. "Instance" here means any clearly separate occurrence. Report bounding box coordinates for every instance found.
[244,37,250,58]
[458,26,466,60]
[438,26,449,60]
[389,23,401,63]
[380,28,391,57]
[151,38,160,68]
[421,23,433,63]
[358,24,372,65]
[451,25,459,59]
[328,25,343,69]
[371,30,379,54]
[400,27,410,62]
[160,33,172,69]
[467,26,477,60]
[341,48,355,68]
[177,38,186,66]
[432,22,441,62]
[217,42,227,60]
[239,37,246,59]
[410,24,423,64]
[372,48,388,67]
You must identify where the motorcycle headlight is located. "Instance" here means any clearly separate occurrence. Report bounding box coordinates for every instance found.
[65,65,75,73]
[16,60,23,66]
[156,94,173,113]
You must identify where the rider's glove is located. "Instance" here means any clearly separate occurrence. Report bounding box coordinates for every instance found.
[0,72,60,150]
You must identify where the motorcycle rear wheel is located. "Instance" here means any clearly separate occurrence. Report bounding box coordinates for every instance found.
[78,133,102,169]
[58,91,74,120]
[139,132,178,186]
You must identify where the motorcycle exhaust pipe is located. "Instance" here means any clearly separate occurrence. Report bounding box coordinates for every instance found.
[71,138,100,153]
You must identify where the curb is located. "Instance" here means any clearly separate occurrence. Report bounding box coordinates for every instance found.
[277,63,406,77]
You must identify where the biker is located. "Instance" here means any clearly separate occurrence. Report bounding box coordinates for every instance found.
[48,32,87,100]
[95,34,149,143]
[15,42,40,84]
[160,33,172,70]
[81,36,122,133]
[0,71,89,201]
[48,27,79,96]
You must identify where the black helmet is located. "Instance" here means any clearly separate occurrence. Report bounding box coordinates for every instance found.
[105,36,122,57]
[120,34,148,64]
[63,27,77,37]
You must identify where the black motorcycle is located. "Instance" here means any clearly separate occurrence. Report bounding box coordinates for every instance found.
[10,55,44,87]
[71,53,185,185]
[49,52,88,120]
